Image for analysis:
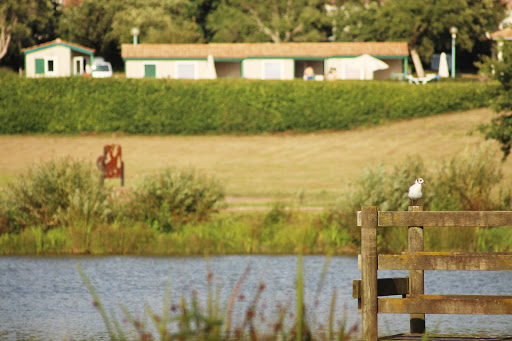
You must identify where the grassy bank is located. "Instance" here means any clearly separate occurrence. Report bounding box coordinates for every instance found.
[1,210,511,256]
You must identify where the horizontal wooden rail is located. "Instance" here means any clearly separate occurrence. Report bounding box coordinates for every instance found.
[356,207,512,340]
[357,211,512,227]
[353,277,409,299]
[357,252,512,271]
[378,295,512,315]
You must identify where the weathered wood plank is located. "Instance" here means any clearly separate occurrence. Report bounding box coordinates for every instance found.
[378,211,512,227]
[407,206,425,334]
[378,252,512,271]
[378,295,512,315]
[357,253,512,270]
[353,277,409,299]
[361,206,379,341]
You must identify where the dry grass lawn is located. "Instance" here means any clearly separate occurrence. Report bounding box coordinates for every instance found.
[1,108,509,207]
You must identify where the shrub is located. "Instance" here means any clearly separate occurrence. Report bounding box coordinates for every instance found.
[0,158,113,232]
[477,43,512,159]
[0,77,496,135]
[123,168,225,232]
[330,142,510,245]
[0,67,18,80]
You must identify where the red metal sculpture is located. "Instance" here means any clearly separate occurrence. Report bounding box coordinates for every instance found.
[97,144,124,186]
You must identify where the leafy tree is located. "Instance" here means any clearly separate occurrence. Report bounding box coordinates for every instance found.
[478,43,512,160]
[110,0,204,44]
[330,0,505,66]
[58,0,204,68]
[206,2,267,42]
[327,0,382,42]
[186,0,222,41]
[57,0,123,65]
[0,0,54,64]
[206,0,330,43]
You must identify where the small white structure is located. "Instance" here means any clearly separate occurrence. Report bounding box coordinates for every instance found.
[121,42,409,80]
[22,38,95,78]
[490,27,512,61]
[329,54,389,80]
[438,52,449,78]
[204,54,217,79]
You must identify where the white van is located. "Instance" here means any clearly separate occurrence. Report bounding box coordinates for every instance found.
[92,57,113,78]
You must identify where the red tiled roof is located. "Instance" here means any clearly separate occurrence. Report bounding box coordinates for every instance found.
[22,38,95,53]
[121,42,409,59]
[491,27,512,40]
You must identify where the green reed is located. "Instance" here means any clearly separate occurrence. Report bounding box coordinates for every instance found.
[75,255,358,341]
[1,208,511,255]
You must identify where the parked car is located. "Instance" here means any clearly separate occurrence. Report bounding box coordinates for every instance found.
[92,57,113,78]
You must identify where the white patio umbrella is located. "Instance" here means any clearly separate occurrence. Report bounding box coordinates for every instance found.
[438,52,449,78]
[205,54,217,79]
[350,54,389,80]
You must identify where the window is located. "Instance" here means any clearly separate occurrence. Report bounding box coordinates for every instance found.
[176,63,196,79]
[144,64,156,78]
[45,57,57,76]
[47,59,54,72]
[263,61,282,80]
[35,59,45,74]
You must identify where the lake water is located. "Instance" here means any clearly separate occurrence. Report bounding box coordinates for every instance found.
[0,256,510,340]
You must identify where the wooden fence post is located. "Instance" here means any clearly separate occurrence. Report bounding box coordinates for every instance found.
[408,205,425,333]
[361,206,378,341]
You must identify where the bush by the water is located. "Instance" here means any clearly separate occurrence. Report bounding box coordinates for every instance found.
[0,77,495,134]
[0,158,113,233]
[330,142,512,250]
[0,159,225,234]
[122,168,225,232]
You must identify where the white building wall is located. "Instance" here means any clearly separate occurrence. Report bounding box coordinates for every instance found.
[242,59,294,80]
[125,60,212,79]
[324,58,344,80]
[125,60,171,78]
[25,46,71,78]
[196,60,210,78]
[242,60,261,79]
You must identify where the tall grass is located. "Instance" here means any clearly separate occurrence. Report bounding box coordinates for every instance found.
[75,256,359,341]
[1,208,510,256]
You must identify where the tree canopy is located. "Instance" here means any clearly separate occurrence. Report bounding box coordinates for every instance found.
[0,0,55,65]
[330,0,505,64]
[206,0,330,43]
[0,0,507,71]
[478,43,512,159]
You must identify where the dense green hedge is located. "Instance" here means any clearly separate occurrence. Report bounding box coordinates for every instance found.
[0,77,497,134]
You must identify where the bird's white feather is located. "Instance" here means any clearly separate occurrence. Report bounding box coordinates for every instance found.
[408,178,425,201]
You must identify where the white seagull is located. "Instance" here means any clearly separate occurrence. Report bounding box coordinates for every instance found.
[408,178,426,206]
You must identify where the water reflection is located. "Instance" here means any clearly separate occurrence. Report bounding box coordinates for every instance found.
[0,256,510,340]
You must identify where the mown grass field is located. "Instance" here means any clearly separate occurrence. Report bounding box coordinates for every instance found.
[0,108,507,208]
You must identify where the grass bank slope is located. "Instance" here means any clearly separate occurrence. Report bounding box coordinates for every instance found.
[0,108,506,207]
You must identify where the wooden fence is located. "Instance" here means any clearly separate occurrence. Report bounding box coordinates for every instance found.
[353,206,512,341]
